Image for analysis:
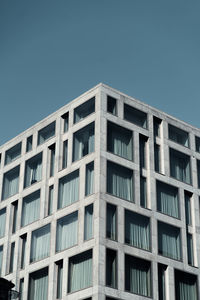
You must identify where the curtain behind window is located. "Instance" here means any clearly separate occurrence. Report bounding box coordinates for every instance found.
[30,224,50,262]
[29,268,48,300]
[157,181,179,218]
[84,205,93,240]
[0,208,6,238]
[21,191,40,227]
[85,162,94,196]
[58,170,79,209]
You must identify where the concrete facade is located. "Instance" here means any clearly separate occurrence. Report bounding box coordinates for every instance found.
[0,83,200,299]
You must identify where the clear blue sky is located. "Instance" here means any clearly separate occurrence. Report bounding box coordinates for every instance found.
[0,0,199,145]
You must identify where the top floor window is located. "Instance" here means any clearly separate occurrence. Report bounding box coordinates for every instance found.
[124,103,147,129]
[24,153,42,188]
[5,142,21,165]
[168,124,189,147]
[170,148,191,184]
[74,97,95,124]
[37,122,55,145]
[195,136,200,153]
[107,95,117,115]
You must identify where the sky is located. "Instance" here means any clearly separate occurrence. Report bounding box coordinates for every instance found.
[0,0,200,145]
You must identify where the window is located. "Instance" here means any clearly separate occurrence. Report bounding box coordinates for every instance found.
[158,221,181,260]
[175,270,197,300]
[154,143,161,172]
[0,153,1,167]
[74,97,95,123]
[85,161,94,196]
[73,122,95,162]
[125,210,150,251]
[11,200,18,233]
[26,135,33,152]
[140,176,147,208]
[5,142,21,165]
[187,233,194,266]
[0,208,6,238]
[106,203,117,241]
[0,245,3,276]
[62,140,68,169]
[107,95,117,115]
[68,250,92,293]
[30,224,50,262]
[56,211,78,252]
[125,255,151,297]
[139,134,148,169]
[158,264,167,300]
[170,148,191,184]
[197,159,200,188]
[37,121,55,145]
[20,234,27,269]
[61,112,69,132]
[153,116,161,138]
[19,278,24,300]
[2,165,20,200]
[21,190,40,227]
[48,185,54,216]
[9,242,15,273]
[124,103,147,129]
[56,260,63,299]
[185,191,192,225]
[107,122,133,161]
[156,181,179,218]
[24,153,42,188]
[29,267,48,300]
[49,143,55,177]
[168,124,189,147]
[106,248,117,288]
[195,136,200,153]
[107,161,133,202]
[58,169,79,209]
[84,204,93,241]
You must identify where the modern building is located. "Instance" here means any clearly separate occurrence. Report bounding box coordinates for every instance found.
[0,83,200,300]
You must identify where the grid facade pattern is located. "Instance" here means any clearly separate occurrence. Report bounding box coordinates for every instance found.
[0,83,200,300]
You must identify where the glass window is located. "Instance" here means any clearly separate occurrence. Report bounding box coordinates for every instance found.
[84,204,93,241]
[61,112,69,132]
[124,103,147,129]
[49,144,55,177]
[24,153,42,188]
[56,211,78,252]
[170,148,191,184]
[85,161,94,196]
[185,191,192,225]
[175,270,197,300]
[9,242,15,273]
[0,208,6,238]
[107,95,117,115]
[11,200,18,233]
[26,135,33,152]
[74,97,95,123]
[62,140,68,169]
[73,122,95,162]
[106,203,117,241]
[58,169,79,209]
[140,176,147,208]
[56,260,63,299]
[158,264,167,300]
[37,121,55,145]
[195,136,200,153]
[107,121,133,160]
[19,278,24,300]
[106,248,117,288]
[197,159,200,188]
[2,165,20,200]
[21,190,40,227]
[125,209,150,251]
[125,254,151,297]
[0,245,3,276]
[139,134,148,169]
[30,224,50,263]
[168,124,189,147]
[156,181,179,218]
[48,185,54,216]
[29,267,48,300]
[154,143,161,172]
[187,233,194,266]
[107,161,133,202]
[158,221,181,261]
[5,142,21,165]
[153,116,162,138]
[20,234,27,269]
[68,250,92,293]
